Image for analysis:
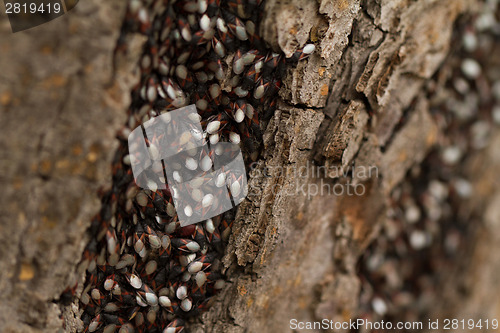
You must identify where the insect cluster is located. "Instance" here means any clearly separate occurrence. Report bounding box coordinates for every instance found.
[73,0,314,332]
[356,4,500,329]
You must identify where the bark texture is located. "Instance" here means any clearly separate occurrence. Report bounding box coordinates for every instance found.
[0,2,140,331]
[1,0,499,332]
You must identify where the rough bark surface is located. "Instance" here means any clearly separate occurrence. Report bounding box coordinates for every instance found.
[1,0,498,332]
[189,0,488,332]
[0,2,140,332]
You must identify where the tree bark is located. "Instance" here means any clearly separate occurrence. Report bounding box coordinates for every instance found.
[2,0,499,332]
[0,2,138,331]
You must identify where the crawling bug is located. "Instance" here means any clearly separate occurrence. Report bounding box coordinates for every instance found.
[59,283,78,306]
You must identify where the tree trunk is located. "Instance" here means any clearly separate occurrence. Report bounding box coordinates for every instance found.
[2,0,499,332]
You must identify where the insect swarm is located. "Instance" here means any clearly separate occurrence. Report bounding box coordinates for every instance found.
[73,0,315,332]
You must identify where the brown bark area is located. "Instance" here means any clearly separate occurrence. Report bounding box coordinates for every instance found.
[190,0,495,332]
[1,0,499,332]
[0,2,139,331]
